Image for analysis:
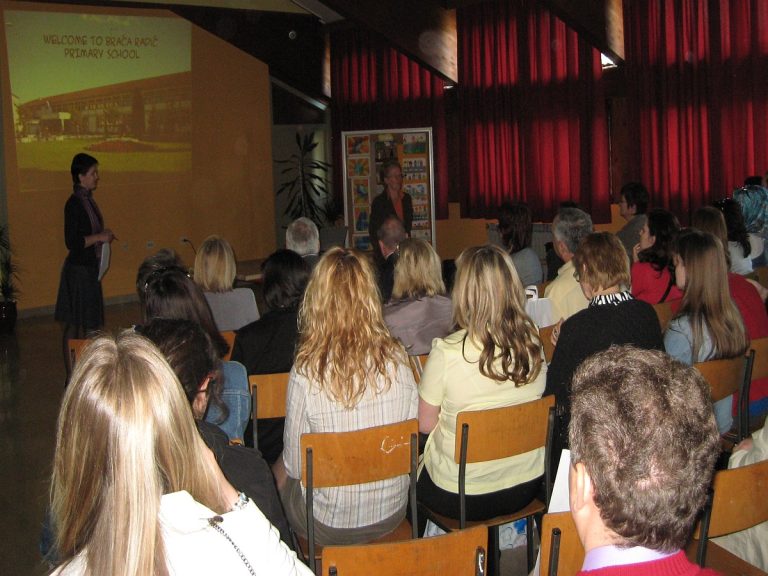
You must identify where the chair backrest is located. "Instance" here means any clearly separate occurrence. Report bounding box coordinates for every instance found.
[321,524,488,576]
[694,355,751,440]
[693,459,768,566]
[67,338,89,367]
[749,337,768,382]
[539,512,584,576]
[302,419,420,573]
[455,395,556,464]
[248,373,289,420]
[220,330,236,361]
[652,301,674,332]
[408,354,429,383]
[539,325,556,363]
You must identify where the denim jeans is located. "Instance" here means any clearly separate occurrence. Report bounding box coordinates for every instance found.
[205,360,251,442]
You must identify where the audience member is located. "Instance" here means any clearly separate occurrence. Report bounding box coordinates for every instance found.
[194,235,259,331]
[630,208,682,304]
[286,217,320,268]
[616,182,649,258]
[545,233,663,468]
[498,202,543,286]
[711,419,768,571]
[139,318,292,547]
[544,207,593,320]
[384,239,453,355]
[569,346,720,576]
[715,198,753,275]
[418,245,545,521]
[275,248,418,545]
[49,332,310,576]
[377,215,407,302]
[139,258,249,442]
[692,207,768,416]
[231,250,311,464]
[665,229,749,433]
[733,183,768,267]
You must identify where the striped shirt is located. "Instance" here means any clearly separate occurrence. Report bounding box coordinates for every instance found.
[283,360,418,528]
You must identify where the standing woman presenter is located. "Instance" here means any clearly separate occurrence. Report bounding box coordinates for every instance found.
[55,153,115,378]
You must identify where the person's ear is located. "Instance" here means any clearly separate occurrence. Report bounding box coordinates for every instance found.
[199,376,211,394]
[570,461,594,514]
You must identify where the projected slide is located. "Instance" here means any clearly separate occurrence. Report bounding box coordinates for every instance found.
[4,10,191,190]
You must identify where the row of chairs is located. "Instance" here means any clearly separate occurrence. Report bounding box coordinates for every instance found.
[540,458,768,576]
[249,370,555,575]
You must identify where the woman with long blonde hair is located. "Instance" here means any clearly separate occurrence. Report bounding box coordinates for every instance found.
[665,229,749,433]
[417,245,546,521]
[275,247,418,545]
[384,238,453,355]
[50,332,310,576]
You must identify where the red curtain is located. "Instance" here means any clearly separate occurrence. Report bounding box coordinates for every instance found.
[330,29,449,218]
[457,0,610,222]
[625,0,768,220]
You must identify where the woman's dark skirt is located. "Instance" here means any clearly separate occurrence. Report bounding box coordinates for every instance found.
[54,261,104,329]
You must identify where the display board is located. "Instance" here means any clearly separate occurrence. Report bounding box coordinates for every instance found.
[342,128,435,251]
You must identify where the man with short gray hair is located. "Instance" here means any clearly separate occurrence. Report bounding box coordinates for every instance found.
[286,217,320,268]
[544,207,593,320]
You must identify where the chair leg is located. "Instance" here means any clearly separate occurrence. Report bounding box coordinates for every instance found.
[487,526,501,576]
[526,515,536,574]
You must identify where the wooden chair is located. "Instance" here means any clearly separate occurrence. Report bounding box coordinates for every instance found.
[321,524,488,576]
[300,419,420,574]
[754,266,768,290]
[220,330,236,361]
[67,338,89,367]
[539,325,556,363]
[539,512,584,576]
[247,372,290,448]
[419,395,556,576]
[652,301,674,332]
[694,355,753,442]
[408,354,430,383]
[690,459,768,571]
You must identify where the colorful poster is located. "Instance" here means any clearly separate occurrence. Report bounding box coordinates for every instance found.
[346,135,369,156]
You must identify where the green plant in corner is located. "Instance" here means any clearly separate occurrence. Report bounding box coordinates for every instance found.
[0,226,19,302]
[276,131,330,228]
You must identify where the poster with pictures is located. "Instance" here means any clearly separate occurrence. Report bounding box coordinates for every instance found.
[342,128,435,251]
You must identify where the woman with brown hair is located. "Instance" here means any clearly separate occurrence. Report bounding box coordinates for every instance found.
[546,232,663,465]
[631,208,683,304]
[418,245,545,520]
[665,229,749,433]
[275,248,418,545]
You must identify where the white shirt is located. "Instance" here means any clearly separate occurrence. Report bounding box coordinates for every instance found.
[53,491,312,576]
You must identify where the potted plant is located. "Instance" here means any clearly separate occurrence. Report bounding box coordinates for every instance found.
[276,131,331,228]
[0,225,19,333]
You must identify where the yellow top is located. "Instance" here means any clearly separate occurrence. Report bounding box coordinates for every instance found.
[544,260,589,321]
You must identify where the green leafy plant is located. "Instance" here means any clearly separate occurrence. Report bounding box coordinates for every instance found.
[0,226,19,302]
[276,131,330,228]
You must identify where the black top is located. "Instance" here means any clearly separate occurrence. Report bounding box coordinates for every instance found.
[231,308,299,464]
[545,296,664,449]
[369,191,413,244]
[377,252,397,303]
[64,194,98,268]
[197,420,292,548]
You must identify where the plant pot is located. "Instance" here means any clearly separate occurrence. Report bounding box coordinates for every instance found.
[0,300,17,334]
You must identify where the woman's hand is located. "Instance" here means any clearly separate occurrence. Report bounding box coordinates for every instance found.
[100,229,116,243]
[551,318,564,347]
[733,437,753,453]
[632,242,642,263]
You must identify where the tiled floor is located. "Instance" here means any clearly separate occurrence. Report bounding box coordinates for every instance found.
[0,302,142,576]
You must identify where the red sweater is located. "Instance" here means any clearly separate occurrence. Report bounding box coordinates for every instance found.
[577,551,720,576]
[631,262,683,305]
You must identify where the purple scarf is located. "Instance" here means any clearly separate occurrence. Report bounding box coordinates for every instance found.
[74,185,104,260]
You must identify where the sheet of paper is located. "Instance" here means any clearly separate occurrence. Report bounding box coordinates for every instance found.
[98,242,111,281]
[548,449,571,513]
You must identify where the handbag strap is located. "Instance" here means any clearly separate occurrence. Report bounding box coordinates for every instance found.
[658,272,675,304]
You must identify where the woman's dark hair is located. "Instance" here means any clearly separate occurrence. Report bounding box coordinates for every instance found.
[498,203,533,253]
[138,318,225,420]
[70,153,98,185]
[262,249,311,311]
[637,208,680,273]
[714,198,751,259]
[141,266,229,358]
